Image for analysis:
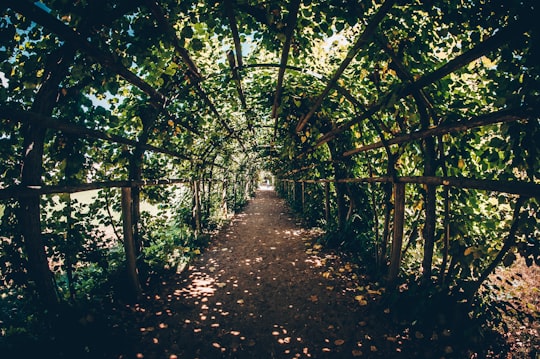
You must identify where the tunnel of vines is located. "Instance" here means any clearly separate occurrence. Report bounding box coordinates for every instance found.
[0,0,539,357]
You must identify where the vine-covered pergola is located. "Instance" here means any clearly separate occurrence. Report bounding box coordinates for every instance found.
[0,0,539,339]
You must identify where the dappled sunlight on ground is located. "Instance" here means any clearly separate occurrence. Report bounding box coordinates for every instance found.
[118,190,436,358]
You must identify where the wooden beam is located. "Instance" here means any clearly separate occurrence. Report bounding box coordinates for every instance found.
[6,0,165,104]
[295,0,397,133]
[145,0,245,149]
[313,22,528,148]
[1,106,191,161]
[272,0,302,128]
[278,176,540,197]
[227,50,248,109]
[388,182,405,282]
[121,187,142,298]
[0,179,191,200]
[224,0,244,68]
[343,107,532,157]
[143,0,201,78]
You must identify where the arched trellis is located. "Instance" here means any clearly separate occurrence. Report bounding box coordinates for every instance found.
[0,0,538,313]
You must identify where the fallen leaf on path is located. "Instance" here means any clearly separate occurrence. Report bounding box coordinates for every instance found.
[352,350,363,357]
[237,299,244,304]
[334,339,345,346]
[309,295,318,302]
[354,295,368,306]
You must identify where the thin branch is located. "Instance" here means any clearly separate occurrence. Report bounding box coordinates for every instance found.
[0,179,192,199]
[145,0,246,150]
[295,0,397,133]
[6,0,165,104]
[280,176,540,197]
[224,0,243,68]
[313,22,529,148]
[272,0,302,133]
[343,107,533,157]
[143,0,201,78]
[1,106,191,160]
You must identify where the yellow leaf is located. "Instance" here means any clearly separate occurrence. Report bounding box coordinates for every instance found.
[481,56,496,68]
[355,295,368,306]
[464,247,474,256]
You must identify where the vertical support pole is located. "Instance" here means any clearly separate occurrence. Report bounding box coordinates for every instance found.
[193,180,202,235]
[324,181,330,223]
[301,181,305,213]
[388,182,406,283]
[221,179,228,217]
[232,180,237,210]
[292,181,296,206]
[121,187,142,298]
[288,181,291,201]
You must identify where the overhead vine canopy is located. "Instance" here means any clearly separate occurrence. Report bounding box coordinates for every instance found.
[2,0,537,167]
[0,0,539,334]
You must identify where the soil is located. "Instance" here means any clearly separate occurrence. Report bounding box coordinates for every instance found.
[115,188,398,358]
[107,188,537,359]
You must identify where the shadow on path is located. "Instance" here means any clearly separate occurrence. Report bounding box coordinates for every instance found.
[120,188,400,358]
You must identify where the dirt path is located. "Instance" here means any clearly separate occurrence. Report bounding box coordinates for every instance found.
[120,188,400,358]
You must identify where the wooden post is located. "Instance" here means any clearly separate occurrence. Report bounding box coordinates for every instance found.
[121,187,142,298]
[301,181,305,213]
[388,183,406,283]
[292,181,296,206]
[193,180,202,235]
[324,181,330,223]
[221,179,228,216]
